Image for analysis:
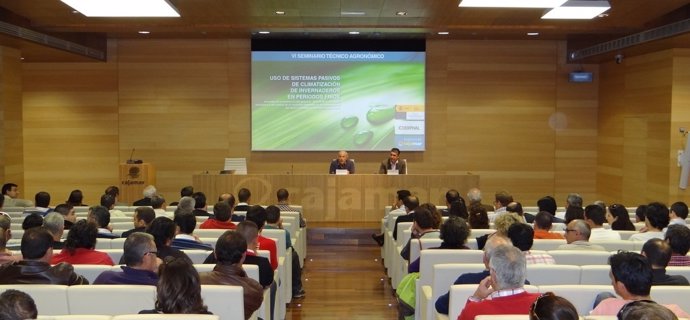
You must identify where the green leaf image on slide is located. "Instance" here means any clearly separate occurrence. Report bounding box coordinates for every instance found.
[252,61,424,150]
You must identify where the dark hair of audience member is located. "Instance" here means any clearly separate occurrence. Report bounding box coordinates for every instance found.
[617,300,679,320]
[449,199,468,219]
[66,189,84,206]
[153,257,209,314]
[665,224,690,256]
[609,251,653,296]
[635,204,648,223]
[147,217,177,249]
[265,205,281,224]
[0,289,38,320]
[215,231,247,264]
[134,207,156,225]
[564,206,585,225]
[439,216,470,248]
[64,220,98,254]
[507,223,534,251]
[468,205,489,229]
[212,202,232,222]
[21,227,54,260]
[417,203,442,229]
[608,204,636,231]
[246,205,268,230]
[192,192,206,209]
[22,213,44,230]
[645,202,671,230]
[529,292,578,320]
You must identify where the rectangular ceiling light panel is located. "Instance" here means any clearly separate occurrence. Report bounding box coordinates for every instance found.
[61,0,180,17]
[459,0,567,8]
[542,0,610,19]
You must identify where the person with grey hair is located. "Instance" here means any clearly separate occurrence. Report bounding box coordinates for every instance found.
[458,244,540,320]
[133,185,157,206]
[566,193,583,209]
[177,196,195,214]
[150,195,170,218]
[557,219,606,251]
[329,150,355,174]
[43,212,65,249]
[467,187,494,213]
[94,232,160,285]
[0,215,19,264]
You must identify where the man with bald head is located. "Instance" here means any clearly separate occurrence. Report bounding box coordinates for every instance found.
[641,238,689,286]
[329,150,355,174]
[557,219,606,251]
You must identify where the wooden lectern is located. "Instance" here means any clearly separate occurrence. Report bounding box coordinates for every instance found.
[119,163,156,205]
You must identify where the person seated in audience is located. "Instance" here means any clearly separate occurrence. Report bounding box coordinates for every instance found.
[0,226,88,284]
[466,187,494,213]
[264,205,292,248]
[537,196,565,223]
[584,204,621,241]
[94,232,160,285]
[105,185,127,206]
[408,216,470,273]
[51,220,113,265]
[528,292,579,320]
[508,223,555,264]
[177,196,195,214]
[448,198,469,220]
[617,300,680,320]
[169,185,193,206]
[199,201,236,229]
[641,238,689,286]
[53,204,76,229]
[43,212,65,249]
[0,215,20,264]
[139,257,211,315]
[133,185,157,206]
[378,147,406,174]
[151,195,170,218]
[246,205,278,270]
[489,190,513,222]
[0,289,38,320]
[606,203,636,231]
[557,219,606,251]
[266,205,306,298]
[171,212,212,251]
[468,204,490,230]
[400,205,441,261]
[23,191,52,216]
[275,188,305,227]
[121,207,156,238]
[329,150,355,174]
[564,205,584,224]
[88,205,118,239]
[435,235,519,315]
[665,224,690,266]
[372,189,411,246]
[532,211,564,239]
[668,201,688,228]
[458,244,540,320]
[199,230,264,319]
[21,213,43,230]
[0,193,7,217]
[392,195,419,241]
[590,251,689,317]
[629,202,669,242]
[191,192,210,216]
[476,212,521,250]
[565,193,583,210]
[2,183,33,208]
[233,188,252,216]
[635,204,648,223]
[508,201,535,223]
[218,192,234,204]
[101,194,125,218]
[65,189,86,207]
[146,217,192,264]
[440,189,462,217]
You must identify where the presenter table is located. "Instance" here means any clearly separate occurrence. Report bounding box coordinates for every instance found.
[192,174,479,222]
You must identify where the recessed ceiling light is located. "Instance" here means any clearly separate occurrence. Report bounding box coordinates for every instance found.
[459,0,567,8]
[60,0,180,17]
[437,31,450,35]
[542,0,610,19]
[396,11,408,16]
[527,32,539,36]
[349,31,360,35]
[341,11,366,16]
[138,31,150,34]
[258,31,271,34]
[275,11,285,15]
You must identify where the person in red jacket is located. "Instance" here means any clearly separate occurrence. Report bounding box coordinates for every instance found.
[199,202,236,230]
[51,220,114,265]
[245,205,278,270]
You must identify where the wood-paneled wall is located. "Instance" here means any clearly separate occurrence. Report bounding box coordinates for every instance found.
[10,39,600,209]
[669,49,690,204]
[0,46,24,189]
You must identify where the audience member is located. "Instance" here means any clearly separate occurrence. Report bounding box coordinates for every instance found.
[590,251,689,317]
[532,211,564,239]
[0,289,38,320]
[528,292,579,320]
[199,201,236,229]
[199,231,264,319]
[537,196,565,223]
[2,183,33,207]
[234,188,252,214]
[133,185,156,206]
[275,188,306,226]
[466,188,494,213]
[665,224,690,266]
[121,207,156,238]
[191,192,210,216]
[635,204,648,223]
[105,185,126,206]
[606,203,636,231]
[441,189,462,217]
[477,212,521,250]
[89,205,118,239]
[43,212,65,249]
[146,217,192,264]
[169,186,193,206]
[468,204,490,230]
[151,195,169,218]
[0,215,20,264]
[400,206,441,261]
[668,201,688,228]
[0,193,6,216]
[507,201,534,223]
[373,189,411,246]
[246,205,278,270]
[53,204,76,229]
[23,191,52,216]
[584,204,621,241]
[565,193,583,210]
[101,194,126,218]
[171,212,212,251]
[65,189,86,207]
[458,244,540,320]
[51,220,113,265]
[94,232,160,285]
[0,227,88,284]
[617,300,680,320]
[22,213,43,230]
[408,216,470,273]
[392,195,420,241]
[629,202,669,242]
[139,257,211,315]
[489,190,513,222]
[448,199,469,220]
[564,205,585,225]
[641,238,689,286]
[508,223,555,264]
[177,196,195,214]
[557,219,606,251]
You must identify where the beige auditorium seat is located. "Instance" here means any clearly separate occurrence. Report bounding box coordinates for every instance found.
[531,239,567,251]
[194,229,227,239]
[37,316,113,320]
[409,238,443,263]
[182,249,213,264]
[112,315,219,320]
[579,265,612,285]
[538,285,612,315]
[101,249,124,264]
[200,285,247,320]
[110,238,127,250]
[72,264,117,283]
[525,264,581,286]
[650,286,690,312]
[422,263,485,320]
[0,284,69,315]
[67,285,156,315]
[591,240,635,252]
[547,250,612,265]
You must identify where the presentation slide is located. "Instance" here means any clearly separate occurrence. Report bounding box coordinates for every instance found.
[251,51,425,151]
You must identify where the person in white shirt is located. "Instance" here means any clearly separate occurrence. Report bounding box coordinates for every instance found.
[629,202,669,242]
[584,204,621,241]
[151,195,171,218]
[372,189,411,246]
[101,194,126,218]
[668,201,688,228]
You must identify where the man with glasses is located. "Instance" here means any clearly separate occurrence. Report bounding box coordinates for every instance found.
[557,219,606,251]
[93,232,160,285]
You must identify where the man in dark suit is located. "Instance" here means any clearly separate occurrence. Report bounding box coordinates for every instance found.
[392,195,420,241]
[378,147,406,174]
[132,185,156,206]
[329,150,355,174]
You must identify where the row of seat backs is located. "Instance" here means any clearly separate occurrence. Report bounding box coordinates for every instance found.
[37,315,219,320]
[71,264,259,285]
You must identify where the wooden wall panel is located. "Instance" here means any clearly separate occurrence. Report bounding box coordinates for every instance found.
[0,46,24,189]
[669,49,690,203]
[21,42,119,205]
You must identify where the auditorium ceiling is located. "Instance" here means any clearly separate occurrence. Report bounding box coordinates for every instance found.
[0,0,689,62]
